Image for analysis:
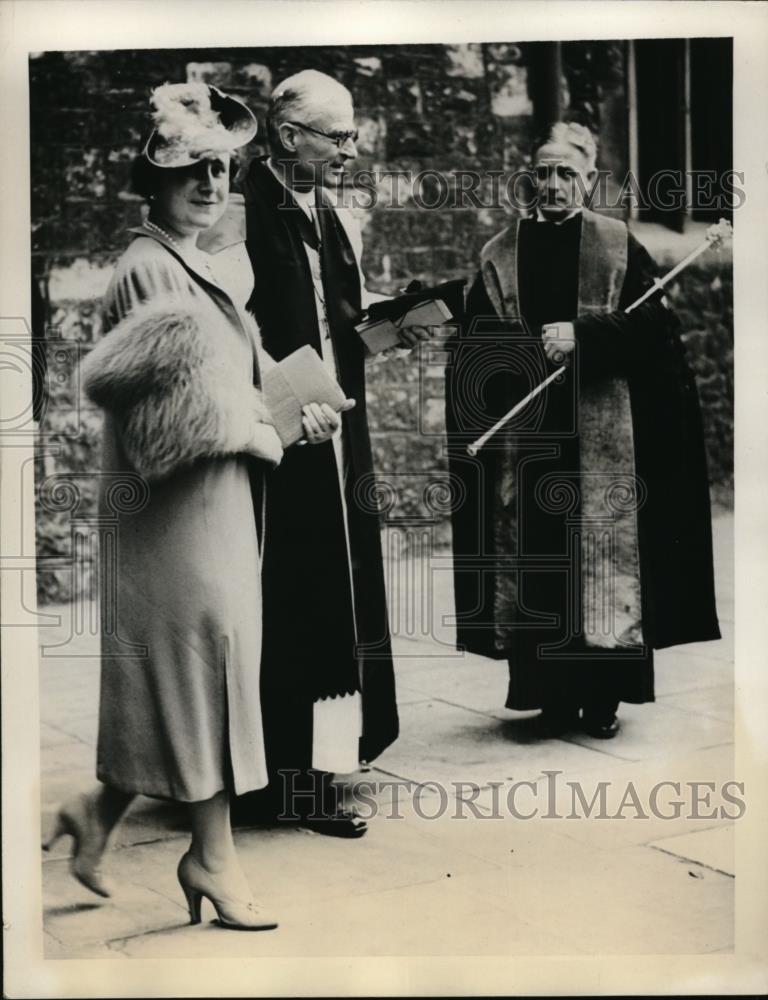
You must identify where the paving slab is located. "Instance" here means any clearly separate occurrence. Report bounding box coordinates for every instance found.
[41,770,102,810]
[44,930,121,961]
[564,699,732,762]
[659,683,734,725]
[649,824,735,877]
[112,877,574,959]
[41,711,99,747]
[460,844,733,954]
[395,656,518,718]
[41,739,95,777]
[389,682,433,707]
[107,811,602,959]
[40,721,80,748]
[653,650,732,696]
[374,698,622,788]
[537,745,738,851]
[43,850,189,951]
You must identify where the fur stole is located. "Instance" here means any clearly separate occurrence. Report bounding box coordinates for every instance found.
[81,299,281,480]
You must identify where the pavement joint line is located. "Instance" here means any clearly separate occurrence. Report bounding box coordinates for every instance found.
[653,699,733,724]
[43,927,66,947]
[657,646,734,668]
[657,682,732,696]
[355,766,539,799]
[104,924,186,949]
[332,873,479,900]
[653,674,733,693]
[50,901,190,947]
[362,765,430,785]
[409,694,512,719]
[104,939,130,957]
[656,678,733,694]
[648,843,735,879]
[136,880,189,912]
[555,735,639,763]
[637,820,731,848]
[41,831,191,863]
[115,833,191,850]
[40,720,94,748]
[396,692,663,767]
[389,694,433,705]
[558,732,732,763]
[540,824,738,858]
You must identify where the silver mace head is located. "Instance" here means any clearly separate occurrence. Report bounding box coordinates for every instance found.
[705,218,733,251]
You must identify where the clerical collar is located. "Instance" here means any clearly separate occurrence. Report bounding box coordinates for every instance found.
[535,206,581,225]
[266,157,315,218]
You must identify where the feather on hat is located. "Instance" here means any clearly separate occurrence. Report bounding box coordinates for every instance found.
[142,83,258,168]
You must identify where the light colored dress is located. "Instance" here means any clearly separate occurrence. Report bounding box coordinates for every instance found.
[85,229,276,801]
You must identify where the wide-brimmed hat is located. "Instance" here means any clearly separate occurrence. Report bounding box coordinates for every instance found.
[142,82,258,168]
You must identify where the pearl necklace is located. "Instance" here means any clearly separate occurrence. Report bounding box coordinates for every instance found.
[142,218,186,251]
[142,219,215,278]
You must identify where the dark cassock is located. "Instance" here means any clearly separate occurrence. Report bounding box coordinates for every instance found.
[445,207,720,725]
[235,156,397,818]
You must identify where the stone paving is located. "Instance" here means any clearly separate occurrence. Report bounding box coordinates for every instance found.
[39,515,734,959]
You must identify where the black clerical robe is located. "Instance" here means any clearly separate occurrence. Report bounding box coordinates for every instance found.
[445,209,720,710]
[242,158,397,774]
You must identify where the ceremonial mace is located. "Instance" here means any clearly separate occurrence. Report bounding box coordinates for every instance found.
[466,218,733,457]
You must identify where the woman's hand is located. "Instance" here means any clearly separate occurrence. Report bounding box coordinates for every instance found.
[301,399,356,445]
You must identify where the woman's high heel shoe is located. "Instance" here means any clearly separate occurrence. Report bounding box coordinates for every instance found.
[42,793,114,898]
[177,852,278,931]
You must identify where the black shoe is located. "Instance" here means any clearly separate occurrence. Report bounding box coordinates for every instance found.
[299,807,368,839]
[582,714,621,739]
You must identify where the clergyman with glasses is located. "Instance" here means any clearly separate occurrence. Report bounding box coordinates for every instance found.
[232,69,429,836]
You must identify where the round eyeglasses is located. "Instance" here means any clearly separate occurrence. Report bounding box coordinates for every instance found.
[286,121,359,149]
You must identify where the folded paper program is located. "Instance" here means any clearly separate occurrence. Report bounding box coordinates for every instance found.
[262,345,347,447]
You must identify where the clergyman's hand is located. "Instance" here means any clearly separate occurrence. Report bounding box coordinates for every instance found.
[397,324,434,349]
[541,322,575,366]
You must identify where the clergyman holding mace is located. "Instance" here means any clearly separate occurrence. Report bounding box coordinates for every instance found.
[444,121,722,740]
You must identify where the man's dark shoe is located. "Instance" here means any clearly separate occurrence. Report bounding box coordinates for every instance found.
[232,772,368,837]
[299,807,368,839]
[232,798,368,838]
[582,714,621,739]
[297,778,368,837]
